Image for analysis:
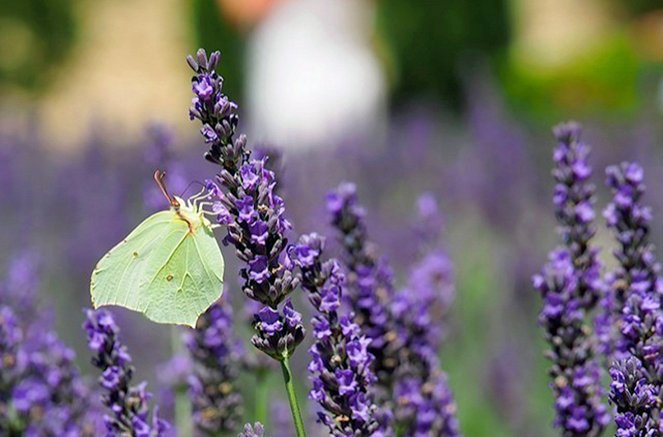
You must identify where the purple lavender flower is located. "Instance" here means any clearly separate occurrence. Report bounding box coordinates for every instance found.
[143,123,188,213]
[84,308,168,436]
[187,49,304,362]
[326,182,401,393]
[185,300,244,434]
[0,250,40,321]
[328,185,462,435]
[1,253,98,436]
[0,306,23,434]
[290,233,383,435]
[534,122,610,436]
[0,305,98,436]
[603,161,663,435]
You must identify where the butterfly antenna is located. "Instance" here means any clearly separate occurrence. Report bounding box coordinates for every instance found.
[153,169,180,209]
[179,180,205,198]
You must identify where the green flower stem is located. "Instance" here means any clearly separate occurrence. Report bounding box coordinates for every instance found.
[280,357,307,437]
[171,326,193,436]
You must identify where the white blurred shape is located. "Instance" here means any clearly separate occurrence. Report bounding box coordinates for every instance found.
[247,0,386,149]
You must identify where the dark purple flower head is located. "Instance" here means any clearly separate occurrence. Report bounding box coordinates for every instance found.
[251,300,305,361]
[185,300,244,434]
[534,122,609,436]
[609,357,660,436]
[84,309,167,436]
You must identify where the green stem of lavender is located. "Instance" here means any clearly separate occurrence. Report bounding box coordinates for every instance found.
[170,326,193,436]
[280,357,307,437]
[255,368,269,426]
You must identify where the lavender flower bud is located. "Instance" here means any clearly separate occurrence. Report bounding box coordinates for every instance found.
[185,300,244,434]
[84,309,169,436]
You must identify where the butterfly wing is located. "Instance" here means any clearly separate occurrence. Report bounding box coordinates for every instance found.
[90,210,224,327]
[139,220,224,327]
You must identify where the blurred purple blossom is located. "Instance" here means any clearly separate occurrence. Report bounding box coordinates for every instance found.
[185,300,244,434]
[84,308,168,436]
[603,162,663,435]
[533,123,609,436]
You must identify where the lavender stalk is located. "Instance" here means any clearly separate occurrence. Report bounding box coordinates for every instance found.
[185,300,244,435]
[84,309,168,436]
[186,48,306,437]
[533,122,609,436]
[328,184,462,435]
[290,233,384,435]
[603,162,663,435]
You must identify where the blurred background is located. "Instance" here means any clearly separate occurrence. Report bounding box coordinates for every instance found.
[1,0,662,436]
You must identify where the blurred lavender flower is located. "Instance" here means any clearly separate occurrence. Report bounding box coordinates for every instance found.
[412,192,445,251]
[290,233,384,435]
[238,422,266,437]
[329,184,462,435]
[326,182,402,397]
[84,308,168,436]
[390,195,460,436]
[0,251,40,321]
[143,123,188,213]
[533,122,609,436]
[270,400,294,437]
[534,251,610,436]
[0,305,98,436]
[185,300,244,434]
[0,305,24,435]
[603,162,663,435]
[0,253,98,436]
[187,49,305,361]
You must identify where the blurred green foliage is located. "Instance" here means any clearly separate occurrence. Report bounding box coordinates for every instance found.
[0,0,77,92]
[501,33,642,122]
[375,0,511,108]
[617,0,663,15]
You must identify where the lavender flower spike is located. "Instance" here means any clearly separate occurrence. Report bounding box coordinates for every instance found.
[326,182,402,397]
[328,184,462,435]
[187,48,306,436]
[391,195,460,436]
[187,49,304,361]
[185,300,244,435]
[533,122,609,436]
[84,309,169,436]
[290,233,384,436]
[603,162,663,435]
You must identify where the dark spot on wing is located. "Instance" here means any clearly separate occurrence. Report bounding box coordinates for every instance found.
[133,251,139,257]
[166,274,174,281]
